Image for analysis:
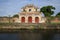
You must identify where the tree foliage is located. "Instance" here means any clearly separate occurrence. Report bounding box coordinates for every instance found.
[56,12,60,17]
[13,14,19,18]
[40,6,55,23]
[40,6,55,17]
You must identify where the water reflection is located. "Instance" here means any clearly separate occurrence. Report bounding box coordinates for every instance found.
[0,33,19,40]
[53,34,60,40]
[0,33,59,40]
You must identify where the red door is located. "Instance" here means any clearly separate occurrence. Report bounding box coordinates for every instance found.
[28,17,32,23]
[35,17,39,23]
[21,17,25,23]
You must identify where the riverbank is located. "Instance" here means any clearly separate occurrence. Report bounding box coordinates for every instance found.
[0,23,60,40]
[0,23,60,32]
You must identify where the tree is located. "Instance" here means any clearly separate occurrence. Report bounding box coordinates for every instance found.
[13,14,19,18]
[40,6,55,17]
[40,6,55,23]
[56,12,60,17]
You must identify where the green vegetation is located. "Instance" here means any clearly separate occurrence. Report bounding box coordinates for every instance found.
[40,6,55,17]
[40,5,55,23]
[56,12,60,18]
[13,14,19,18]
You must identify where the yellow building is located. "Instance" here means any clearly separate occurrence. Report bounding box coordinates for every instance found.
[13,4,46,23]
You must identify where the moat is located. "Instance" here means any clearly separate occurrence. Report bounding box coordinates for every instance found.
[0,29,60,40]
[0,23,60,40]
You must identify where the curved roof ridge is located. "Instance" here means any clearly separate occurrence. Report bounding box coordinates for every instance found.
[21,4,39,9]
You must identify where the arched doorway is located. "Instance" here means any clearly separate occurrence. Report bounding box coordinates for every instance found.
[21,17,25,23]
[35,17,39,23]
[28,17,32,23]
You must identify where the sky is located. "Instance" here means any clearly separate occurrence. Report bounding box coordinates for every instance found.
[0,0,60,16]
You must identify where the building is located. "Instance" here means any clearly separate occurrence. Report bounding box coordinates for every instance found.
[15,4,46,23]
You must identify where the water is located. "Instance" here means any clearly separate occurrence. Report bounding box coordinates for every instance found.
[53,34,60,40]
[0,33,60,40]
[0,33,19,40]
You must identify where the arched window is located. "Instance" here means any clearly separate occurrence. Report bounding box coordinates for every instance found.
[21,17,25,23]
[35,17,39,23]
[28,17,32,23]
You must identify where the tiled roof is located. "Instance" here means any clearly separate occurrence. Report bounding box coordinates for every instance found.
[21,4,39,9]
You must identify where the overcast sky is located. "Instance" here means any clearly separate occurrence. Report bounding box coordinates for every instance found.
[0,0,60,16]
